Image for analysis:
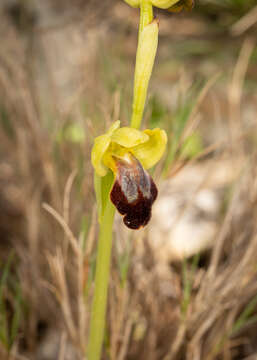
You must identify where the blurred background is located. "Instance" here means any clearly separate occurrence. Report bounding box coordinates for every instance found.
[0,0,257,359]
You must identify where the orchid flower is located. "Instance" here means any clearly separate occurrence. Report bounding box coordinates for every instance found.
[91,120,167,229]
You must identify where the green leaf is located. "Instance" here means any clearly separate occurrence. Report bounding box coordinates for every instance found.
[0,253,14,348]
[232,294,257,335]
[9,282,22,350]
[181,132,203,159]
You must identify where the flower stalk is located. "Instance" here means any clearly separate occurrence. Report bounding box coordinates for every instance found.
[87,187,115,360]
[139,0,153,37]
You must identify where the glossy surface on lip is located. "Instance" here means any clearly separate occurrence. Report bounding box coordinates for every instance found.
[110,155,158,229]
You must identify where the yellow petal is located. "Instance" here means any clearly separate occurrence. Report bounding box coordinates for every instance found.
[91,134,111,176]
[107,120,120,135]
[111,127,149,148]
[131,128,167,169]
[151,0,181,9]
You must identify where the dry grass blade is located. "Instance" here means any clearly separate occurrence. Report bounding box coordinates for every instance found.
[47,250,77,342]
[231,4,257,35]
[177,72,221,151]
[42,203,80,256]
[63,169,78,224]
[58,331,67,360]
[228,38,255,149]
[63,170,78,259]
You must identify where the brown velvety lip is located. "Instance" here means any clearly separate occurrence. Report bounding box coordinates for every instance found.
[110,155,157,230]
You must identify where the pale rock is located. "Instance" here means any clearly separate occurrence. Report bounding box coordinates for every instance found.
[148,159,239,262]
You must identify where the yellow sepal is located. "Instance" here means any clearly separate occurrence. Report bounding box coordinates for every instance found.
[131,128,167,169]
[91,134,111,177]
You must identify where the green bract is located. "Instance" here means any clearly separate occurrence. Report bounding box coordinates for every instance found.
[91,121,167,177]
[131,18,159,129]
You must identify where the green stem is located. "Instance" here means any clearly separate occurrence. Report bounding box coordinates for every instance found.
[88,198,115,360]
[139,0,153,38]
[131,0,154,129]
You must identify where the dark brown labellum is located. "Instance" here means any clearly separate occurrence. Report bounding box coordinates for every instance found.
[110,155,158,230]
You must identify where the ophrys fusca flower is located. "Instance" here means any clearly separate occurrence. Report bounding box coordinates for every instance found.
[91,121,167,229]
